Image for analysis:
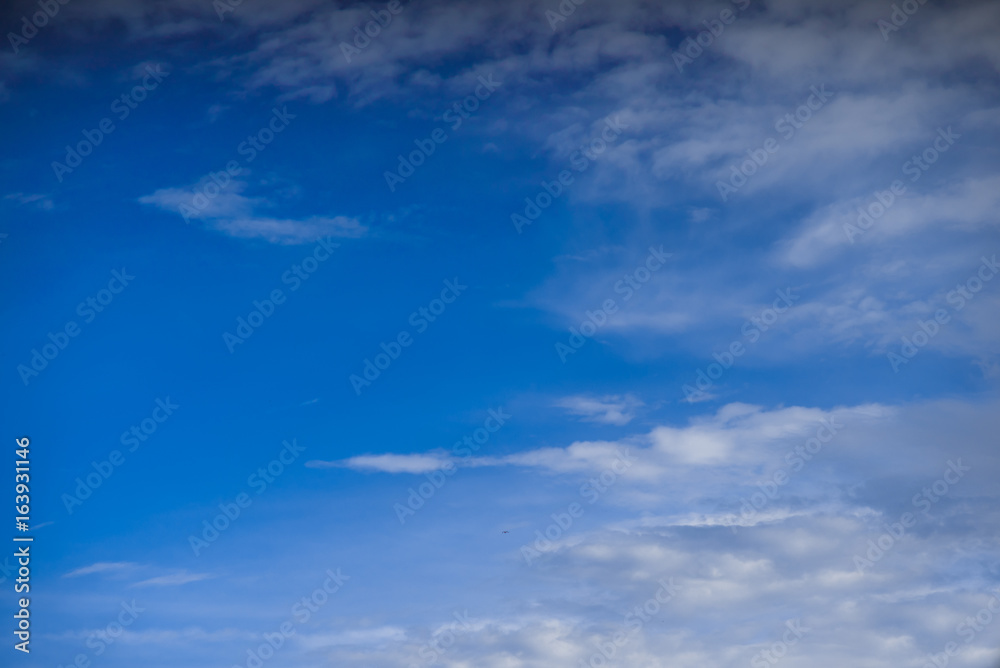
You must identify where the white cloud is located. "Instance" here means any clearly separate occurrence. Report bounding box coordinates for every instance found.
[5,192,54,210]
[326,403,893,484]
[47,626,256,643]
[307,453,453,474]
[555,393,644,425]
[64,563,210,588]
[779,174,1000,269]
[131,571,213,587]
[53,399,999,668]
[139,180,366,245]
[295,626,408,650]
[63,562,140,578]
[138,183,259,221]
[213,215,364,245]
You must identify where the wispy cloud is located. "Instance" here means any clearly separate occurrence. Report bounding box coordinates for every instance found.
[139,180,366,245]
[326,402,892,480]
[555,393,644,425]
[5,192,54,210]
[138,182,259,220]
[64,562,210,588]
[307,453,453,474]
[296,626,408,650]
[131,571,213,587]
[213,215,364,245]
[63,562,140,578]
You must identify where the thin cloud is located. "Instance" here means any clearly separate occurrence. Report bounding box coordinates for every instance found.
[555,393,644,425]
[307,453,453,474]
[139,180,366,245]
[131,571,213,587]
[5,192,54,210]
[213,215,364,245]
[63,562,141,578]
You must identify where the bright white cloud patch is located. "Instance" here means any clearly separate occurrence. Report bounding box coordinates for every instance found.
[308,453,453,474]
[555,393,644,425]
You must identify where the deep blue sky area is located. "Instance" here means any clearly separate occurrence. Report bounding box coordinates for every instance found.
[1,0,999,667]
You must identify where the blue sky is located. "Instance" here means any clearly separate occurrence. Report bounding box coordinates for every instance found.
[2,0,1000,666]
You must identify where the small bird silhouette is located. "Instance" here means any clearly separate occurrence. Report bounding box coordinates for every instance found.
[501,530,510,534]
